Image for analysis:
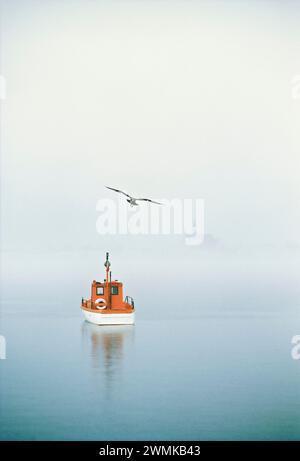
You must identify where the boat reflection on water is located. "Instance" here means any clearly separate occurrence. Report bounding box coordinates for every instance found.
[81,322,135,395]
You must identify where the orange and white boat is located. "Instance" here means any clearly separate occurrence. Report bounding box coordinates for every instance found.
[81,253,135,325]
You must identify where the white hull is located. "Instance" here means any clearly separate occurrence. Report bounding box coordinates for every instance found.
[82,309,135,325]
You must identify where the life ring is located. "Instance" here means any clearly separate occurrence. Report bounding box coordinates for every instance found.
[94,297,107,310]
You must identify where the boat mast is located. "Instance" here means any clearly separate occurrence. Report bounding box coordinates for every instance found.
[104,252,111,308]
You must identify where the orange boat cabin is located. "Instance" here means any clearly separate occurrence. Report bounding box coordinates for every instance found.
[81,253,135,325]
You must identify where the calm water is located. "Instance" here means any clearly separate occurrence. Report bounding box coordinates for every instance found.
[1,252,300,440]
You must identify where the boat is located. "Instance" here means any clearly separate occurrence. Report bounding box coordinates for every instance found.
[81,252,135,325]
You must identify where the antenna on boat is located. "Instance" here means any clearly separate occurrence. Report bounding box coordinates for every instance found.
[104,252,111,286]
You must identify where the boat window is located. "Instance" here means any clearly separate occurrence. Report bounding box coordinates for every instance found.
[111,286,118,295]
[96,286,104,295]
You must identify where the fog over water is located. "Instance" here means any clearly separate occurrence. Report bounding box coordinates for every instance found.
[0,0,300,440]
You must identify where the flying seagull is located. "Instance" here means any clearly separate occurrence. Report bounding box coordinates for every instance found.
[105,186,162,207]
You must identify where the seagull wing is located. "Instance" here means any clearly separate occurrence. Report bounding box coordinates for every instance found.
[136,198,162,205]
[105,186,131,198]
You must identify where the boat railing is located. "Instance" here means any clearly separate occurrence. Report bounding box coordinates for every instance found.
[82,298,95,309]
[83,297,134,310]
[125,296,134,308]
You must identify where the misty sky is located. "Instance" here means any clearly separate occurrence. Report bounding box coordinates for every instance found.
[1,0,300,253]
